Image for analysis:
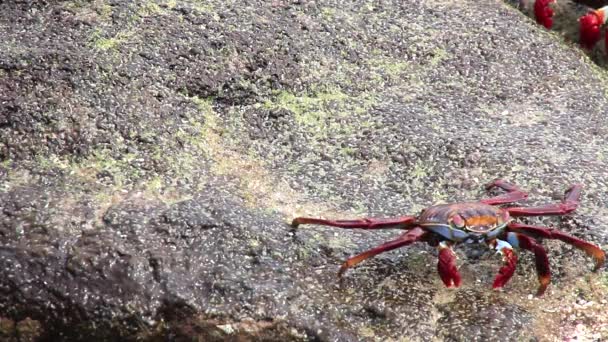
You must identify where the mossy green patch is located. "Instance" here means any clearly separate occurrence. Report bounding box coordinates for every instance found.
[367,56,412,79]
[62,0,112,21]
[190,95,216,116]
[145,176,163,195]
[175,94,346,217]
[183,94,284,208]
[264,89,348,126]
[429,48,450,66]
[357,326,376,338]
[164,0,177,9]
[89,28,133,52]
[263,88,377,140]
[409,160,431,180]
[75,149,138,188]
[98,4,113,20]
[138,2,164,17]
[321,7,337,21]
[187,0,220,19]
[35,154,70,171]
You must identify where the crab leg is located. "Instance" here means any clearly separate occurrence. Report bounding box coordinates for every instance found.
[506,184,582,217]
[338,227,429,276]
[505,232,551,296]
[437,241,462,288]
[292,216,417,230]
[489,239,518,290]
[481,179,529,205]
[508,222,605,271]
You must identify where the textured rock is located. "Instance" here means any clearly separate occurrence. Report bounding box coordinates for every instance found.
[1,0,607,340]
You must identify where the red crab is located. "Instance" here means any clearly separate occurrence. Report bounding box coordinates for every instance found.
[579,6,608,50]
[534,0,555,29]
[292,180,605,296]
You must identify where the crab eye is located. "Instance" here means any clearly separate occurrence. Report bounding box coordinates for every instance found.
[450,215,465,228]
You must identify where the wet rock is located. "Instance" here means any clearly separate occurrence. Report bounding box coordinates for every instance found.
[0,0,607,340]
[436,290,532,341]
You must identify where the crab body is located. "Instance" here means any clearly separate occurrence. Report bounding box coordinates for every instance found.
[292,180,606,296]
[418,202,510,243]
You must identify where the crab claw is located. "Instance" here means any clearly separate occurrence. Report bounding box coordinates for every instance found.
[579,8,606,50]
[437,242,462,288]
[534,0,555,29]
[492,242,518,291]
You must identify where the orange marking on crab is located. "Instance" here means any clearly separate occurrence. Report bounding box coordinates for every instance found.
[463,215,501,230]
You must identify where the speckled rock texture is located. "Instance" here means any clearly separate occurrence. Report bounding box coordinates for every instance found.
[1,0,607,341]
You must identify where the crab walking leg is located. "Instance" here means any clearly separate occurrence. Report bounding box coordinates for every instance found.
[489,239,518,290]
[338,228,429,276]
[506,184,582,217]
[505,232,551,296]
[292,216,417,230]
[508,223,605,271]
[437,242,462,288]
[481,179,529,205]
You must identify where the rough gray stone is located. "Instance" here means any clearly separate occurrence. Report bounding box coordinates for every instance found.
[0,0,606,340]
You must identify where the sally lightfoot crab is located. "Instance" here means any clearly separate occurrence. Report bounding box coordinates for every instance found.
[292,180,605,296]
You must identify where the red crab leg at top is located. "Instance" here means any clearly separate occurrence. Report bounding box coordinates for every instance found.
[291,216,417,230]
[579,6,608,50]
[508,222,605,271]
[534,0,555,29]
[337,228,430,276]
[506,184,582,217]
[481,179,529,205]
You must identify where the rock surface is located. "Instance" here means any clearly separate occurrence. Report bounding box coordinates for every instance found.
[1,0,607,341]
